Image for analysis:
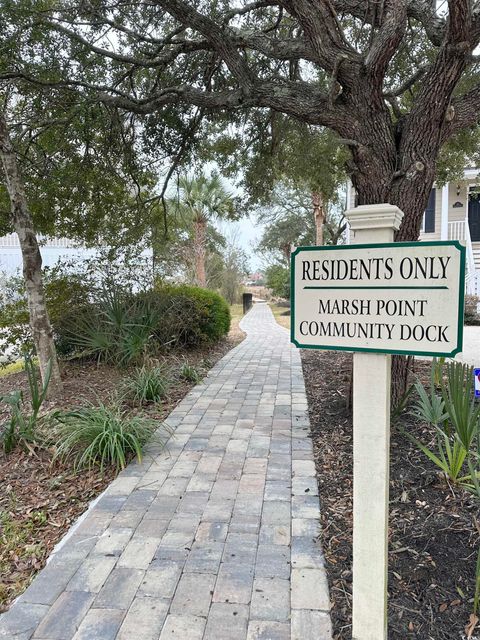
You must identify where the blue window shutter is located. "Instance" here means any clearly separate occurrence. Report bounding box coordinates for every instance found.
[424,189,436,233]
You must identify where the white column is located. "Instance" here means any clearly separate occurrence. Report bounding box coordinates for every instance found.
[345,181,352,244]
[441,183,449,240]
[344,203,404,640]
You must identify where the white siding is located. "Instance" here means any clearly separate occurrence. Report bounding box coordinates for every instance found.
[346,177,479,243]
[0,245,98,278]
[418,189,442,241]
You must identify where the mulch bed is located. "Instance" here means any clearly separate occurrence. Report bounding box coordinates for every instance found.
[0,328,244,611]
[302,349,480,640]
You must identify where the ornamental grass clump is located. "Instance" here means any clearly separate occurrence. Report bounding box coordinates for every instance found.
[52,402,164,470]
[179,361,201,384]
[124,365,170,406]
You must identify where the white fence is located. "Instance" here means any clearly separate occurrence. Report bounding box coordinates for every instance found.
[0,233,78,248]
[448,221,479,296]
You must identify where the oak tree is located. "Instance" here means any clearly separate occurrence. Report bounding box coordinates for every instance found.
[9,1,477,240]
[5,0,480,401]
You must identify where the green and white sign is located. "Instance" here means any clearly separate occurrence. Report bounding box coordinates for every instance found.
[291,241,465,358]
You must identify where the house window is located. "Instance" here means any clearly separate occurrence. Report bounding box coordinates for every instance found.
[424,188,436,233]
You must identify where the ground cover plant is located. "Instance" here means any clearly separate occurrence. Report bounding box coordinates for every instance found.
[123,365,170,406]
[179,361,201,384]
[302,349,480,640]
[52,401,163,471]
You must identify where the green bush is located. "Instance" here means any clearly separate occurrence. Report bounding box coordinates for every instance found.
[0,271,90,355]
[465,295,480,326]
[124,365,170,405]
[265,265,290,299]
[55,284,230,361]
[52,401,164,470]
[45,274,91,355]
[152,285,231,347]
[59,288,160,364]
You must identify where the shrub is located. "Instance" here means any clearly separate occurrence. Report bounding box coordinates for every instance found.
[55,284,230,359]
[265,265,290,299]
[0,270,91,356]
[124,365,170,405]
[144,284,231,347]
[465,295,480,326]
[0,279,31,357]
[52,401,165,470]
[58,288,161,365]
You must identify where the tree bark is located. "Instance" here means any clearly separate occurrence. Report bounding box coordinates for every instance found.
[0,111,62,393]
[312,191,325,246]
[350,152,429,407]
[193,218,207,287]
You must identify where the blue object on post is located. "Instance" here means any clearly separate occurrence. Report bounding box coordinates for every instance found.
[475,368,480,399]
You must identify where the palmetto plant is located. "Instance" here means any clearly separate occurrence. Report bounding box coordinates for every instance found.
[406,361,480,487]
[442,362,480,452]
[177,173,236,288]
[65,288,160,366]
[0,352,51,453]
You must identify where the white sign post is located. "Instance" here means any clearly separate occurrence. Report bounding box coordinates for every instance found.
[348,205,402,640]
[290,204,465,640]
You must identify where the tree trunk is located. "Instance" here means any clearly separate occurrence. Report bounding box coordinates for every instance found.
[350,154,428,407]
[0,112,62,393]
[312,191,325,246]
[193,218,207,287]
[346,104,442,407]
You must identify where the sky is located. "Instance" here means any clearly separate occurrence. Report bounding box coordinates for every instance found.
[201,162,267,272]
[217,217,266,272]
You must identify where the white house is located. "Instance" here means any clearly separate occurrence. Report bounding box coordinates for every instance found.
[0,234,98,282]
[346,168,480,296]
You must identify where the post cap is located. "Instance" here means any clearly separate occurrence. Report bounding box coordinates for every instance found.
[345,203,404,232]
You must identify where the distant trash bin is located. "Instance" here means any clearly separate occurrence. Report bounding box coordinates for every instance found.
[243,293,253,314]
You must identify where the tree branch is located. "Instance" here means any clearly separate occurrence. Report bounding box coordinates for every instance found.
[446,0,473,45]
[443,83,480,140]
[46,20,207,68]
[334,0,446,46]
[223,1,278,23]
[154,0,254,88]
[279,0,361,83]
[365,2,408,90]
[382,65,429,98]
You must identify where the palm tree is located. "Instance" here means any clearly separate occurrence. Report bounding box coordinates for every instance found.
[178,173,235,288]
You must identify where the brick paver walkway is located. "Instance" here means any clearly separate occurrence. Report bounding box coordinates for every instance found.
[0,303,332,640]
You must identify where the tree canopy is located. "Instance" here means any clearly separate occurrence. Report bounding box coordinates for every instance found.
[3,1,480,240]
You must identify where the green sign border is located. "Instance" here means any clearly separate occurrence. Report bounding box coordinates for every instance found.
[290,240,466,358]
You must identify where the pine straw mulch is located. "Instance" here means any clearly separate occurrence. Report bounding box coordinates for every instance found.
[0,326,244,611]
[301,349,480,640]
